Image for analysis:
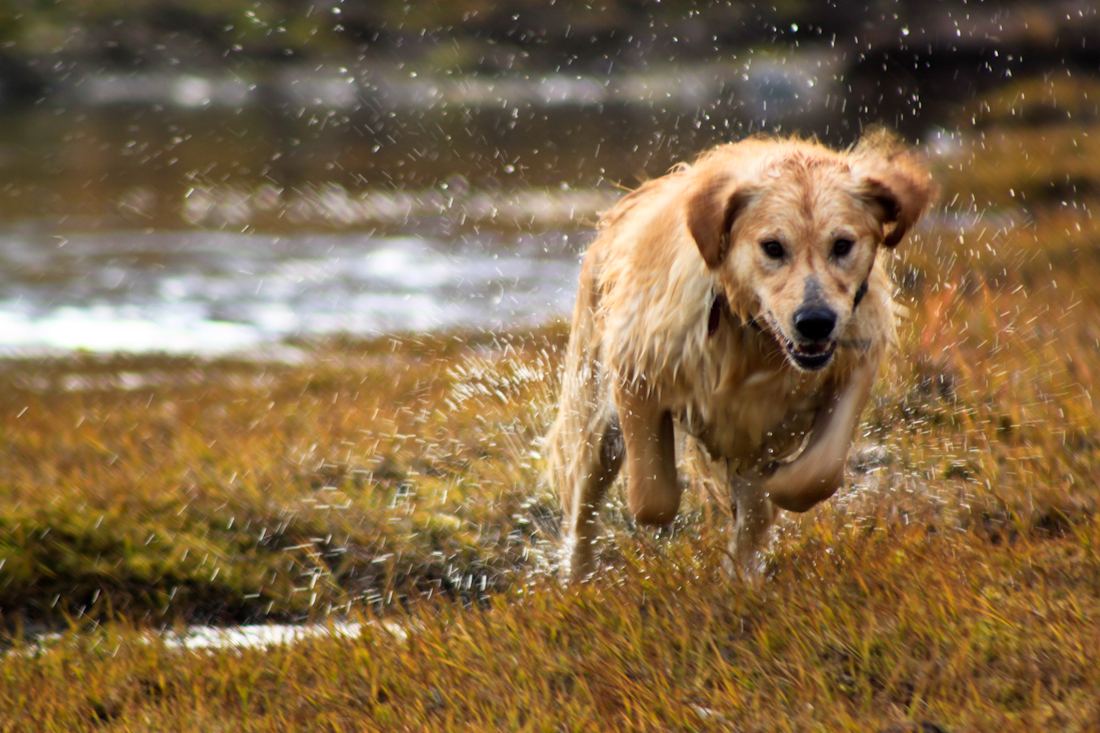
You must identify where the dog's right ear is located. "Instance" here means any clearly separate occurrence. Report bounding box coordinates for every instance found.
[685,172,750,269]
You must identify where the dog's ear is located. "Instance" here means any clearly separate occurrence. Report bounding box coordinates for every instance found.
[852,129,936,248]
[685,171,751,268]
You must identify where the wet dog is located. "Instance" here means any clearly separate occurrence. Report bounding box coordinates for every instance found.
[545,131,934,579]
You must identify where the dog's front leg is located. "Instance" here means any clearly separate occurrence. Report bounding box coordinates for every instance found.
[725,359,878,578]
[727,471,775,579]
[615,378,681,525]
[764,358,879,512]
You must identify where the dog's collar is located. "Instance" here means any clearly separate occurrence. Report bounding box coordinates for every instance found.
[708,292,764,338]
[853,278,869,309]
[707,292,727,337]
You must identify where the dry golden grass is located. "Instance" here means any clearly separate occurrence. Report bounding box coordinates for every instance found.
[0,330,564,628]
[2,207,1099,730]
[4,516,1098,731]
[941,75,1100,208]
[5,92,1100,728]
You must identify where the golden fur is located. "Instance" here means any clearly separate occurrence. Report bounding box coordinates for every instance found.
[546,131,935,579]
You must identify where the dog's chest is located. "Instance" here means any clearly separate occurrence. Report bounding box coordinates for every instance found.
[681,332,832,470]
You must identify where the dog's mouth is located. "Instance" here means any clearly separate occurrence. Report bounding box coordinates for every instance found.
[758,310,837,372]
[783,338,836,371]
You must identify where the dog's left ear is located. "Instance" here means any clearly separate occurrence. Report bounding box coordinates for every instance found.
[685,171,751,269]
[852,129,936,248]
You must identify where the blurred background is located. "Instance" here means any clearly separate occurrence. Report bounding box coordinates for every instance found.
[0,0,1097,353]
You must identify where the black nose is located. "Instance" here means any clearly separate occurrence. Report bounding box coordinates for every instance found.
[793,308,837,341]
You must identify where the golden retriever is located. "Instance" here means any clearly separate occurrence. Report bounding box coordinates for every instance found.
[545,130,934,580]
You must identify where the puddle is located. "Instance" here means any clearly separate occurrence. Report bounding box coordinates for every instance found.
[14,620,408,657]
[163,621,406,650]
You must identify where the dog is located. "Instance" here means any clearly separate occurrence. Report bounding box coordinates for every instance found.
[545,130,934,580]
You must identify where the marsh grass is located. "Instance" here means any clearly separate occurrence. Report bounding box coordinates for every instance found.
[6,96,1100,728]
[0,327,567,629]
[941,75,1100,208]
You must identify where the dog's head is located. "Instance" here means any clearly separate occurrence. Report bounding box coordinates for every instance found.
[686,131,934,372]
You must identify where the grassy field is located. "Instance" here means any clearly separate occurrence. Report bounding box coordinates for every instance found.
[0,328,566,630]
[4,84,1100,730]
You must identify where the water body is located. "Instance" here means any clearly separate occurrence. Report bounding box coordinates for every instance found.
[0,60,963,355]
[0,229,585,355]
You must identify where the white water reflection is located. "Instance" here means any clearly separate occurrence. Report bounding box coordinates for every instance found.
[165,621,408,650]
[0,230,585,355]
[16,621,408,657]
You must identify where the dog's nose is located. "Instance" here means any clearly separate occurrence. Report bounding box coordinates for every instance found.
[793,308,836,341]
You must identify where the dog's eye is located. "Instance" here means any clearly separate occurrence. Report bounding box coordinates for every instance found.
[832,238,854,257]
[760,240,785,260]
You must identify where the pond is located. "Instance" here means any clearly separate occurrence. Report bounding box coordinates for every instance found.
[0,229,585,355]
[0,60,943,354]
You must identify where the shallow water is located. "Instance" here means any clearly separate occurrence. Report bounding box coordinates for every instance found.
[0,60,957,356]
[0,229,586,354]
[17,621,406,657]
[164,621,402,650]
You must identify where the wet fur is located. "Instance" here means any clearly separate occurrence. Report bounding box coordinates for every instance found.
[546,131,934,580]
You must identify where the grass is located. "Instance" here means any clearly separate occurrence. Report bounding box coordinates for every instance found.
[4,516,1098,731]
[2,211,1099,730]
[0,329,566,629]
[940,75,1100,208]
[4,84,1100,728]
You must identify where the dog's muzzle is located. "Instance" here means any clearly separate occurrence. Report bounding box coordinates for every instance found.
[787,307,837,371]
